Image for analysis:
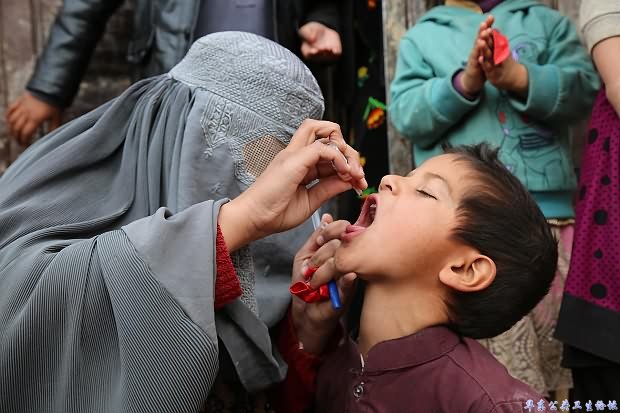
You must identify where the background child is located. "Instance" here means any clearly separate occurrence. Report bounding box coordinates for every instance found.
[389,0,600,396]
[314,144,554,412]
[555,0,620,401]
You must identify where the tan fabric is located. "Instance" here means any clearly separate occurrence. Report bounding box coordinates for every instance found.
[445,0,483,13]
[243,135,286,178]
[546,218,574,226]
[478,224,574,395]
[580,0,620,53]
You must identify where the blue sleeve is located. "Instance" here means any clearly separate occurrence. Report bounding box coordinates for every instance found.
[507,15,600,123]
[389,36,480,149]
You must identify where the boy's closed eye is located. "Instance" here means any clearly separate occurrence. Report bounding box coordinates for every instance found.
[416,189,437,200]
[406,167,456,205]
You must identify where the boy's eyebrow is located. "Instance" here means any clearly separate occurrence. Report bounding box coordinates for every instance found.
[423,172,453,197]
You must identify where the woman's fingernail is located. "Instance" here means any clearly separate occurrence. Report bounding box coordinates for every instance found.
[320,221,328,230]
[361,178,368,188]
[317,235,325,245]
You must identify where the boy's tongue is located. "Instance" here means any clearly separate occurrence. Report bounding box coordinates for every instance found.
[346,195,376,236]
[346,207,370,234]
[345,224,367,234]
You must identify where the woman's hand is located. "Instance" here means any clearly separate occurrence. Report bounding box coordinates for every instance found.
[219,119,366,251]
[290,214,357,354]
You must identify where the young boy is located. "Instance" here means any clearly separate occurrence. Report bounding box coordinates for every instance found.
[315,144,554,412]
[389,0,600,394]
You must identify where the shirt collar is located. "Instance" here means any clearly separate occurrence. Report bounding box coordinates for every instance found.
[350,326,461,373]
[477,0,503,12]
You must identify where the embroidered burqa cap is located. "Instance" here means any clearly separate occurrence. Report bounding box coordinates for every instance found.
[0,32,323,412]
[170,30,324,188]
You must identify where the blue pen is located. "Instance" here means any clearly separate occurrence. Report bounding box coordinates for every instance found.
[327,280,342,310]
[312,213,342,310]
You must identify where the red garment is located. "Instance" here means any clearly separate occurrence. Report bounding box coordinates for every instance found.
[215,226,323,413]
[214,224,242,309]
[270,310,322,413]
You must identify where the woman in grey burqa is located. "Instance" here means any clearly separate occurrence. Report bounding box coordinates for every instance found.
[0,32,365,413]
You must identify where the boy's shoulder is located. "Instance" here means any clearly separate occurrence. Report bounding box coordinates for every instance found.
[316,326,543,413]
[445,334,544,410]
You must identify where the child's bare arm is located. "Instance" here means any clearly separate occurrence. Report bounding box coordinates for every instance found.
[592,36,620,117]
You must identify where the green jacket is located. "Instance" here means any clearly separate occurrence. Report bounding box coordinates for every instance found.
[390,0,600,218]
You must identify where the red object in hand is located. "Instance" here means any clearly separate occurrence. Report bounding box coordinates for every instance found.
[290,281,330,303]
[303,266,318,280]
[491,29,510,65]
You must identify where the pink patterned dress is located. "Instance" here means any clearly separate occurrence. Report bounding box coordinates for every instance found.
[555,89,620,366]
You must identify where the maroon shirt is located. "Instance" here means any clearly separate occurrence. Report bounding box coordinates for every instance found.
[316,326,543,412]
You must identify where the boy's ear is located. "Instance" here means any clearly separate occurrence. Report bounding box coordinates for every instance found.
[438,252,496,292]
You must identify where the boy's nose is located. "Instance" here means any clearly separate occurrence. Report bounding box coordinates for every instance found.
[379,175,399,193]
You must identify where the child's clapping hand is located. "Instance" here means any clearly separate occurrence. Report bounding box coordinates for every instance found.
[477,19,529,98]
[460,16,495,97]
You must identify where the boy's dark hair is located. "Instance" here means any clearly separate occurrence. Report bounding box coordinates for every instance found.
[444,143,558,339]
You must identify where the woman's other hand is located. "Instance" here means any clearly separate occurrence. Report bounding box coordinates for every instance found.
[290,214,357,354]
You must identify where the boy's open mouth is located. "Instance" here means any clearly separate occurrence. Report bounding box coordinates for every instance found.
[344,194,378,239]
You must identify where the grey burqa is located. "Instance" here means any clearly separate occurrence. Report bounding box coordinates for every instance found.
[0,32,324,412]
